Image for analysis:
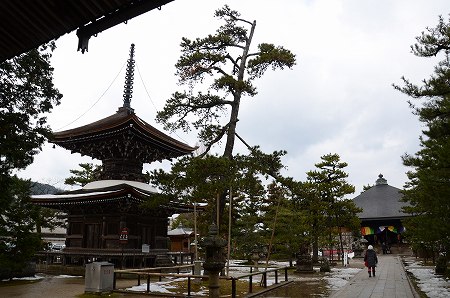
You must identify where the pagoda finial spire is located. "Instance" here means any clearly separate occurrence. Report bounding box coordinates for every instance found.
[123,43,135,111]
[376,174,387,185]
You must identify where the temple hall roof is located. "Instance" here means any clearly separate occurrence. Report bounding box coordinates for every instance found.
[353,174,411,220]
[168,225,194,237]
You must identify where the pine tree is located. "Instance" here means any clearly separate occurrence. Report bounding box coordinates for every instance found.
[65,163,102,187]
[303,153,358,263]
[0,42,62,278]
[0,42,62,175]
[394,15,450,258]
[155,5,295,225]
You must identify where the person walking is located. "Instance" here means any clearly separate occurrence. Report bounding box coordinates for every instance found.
[364,245,378,277]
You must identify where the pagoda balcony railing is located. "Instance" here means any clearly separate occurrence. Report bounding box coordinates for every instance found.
[37,247,169,257]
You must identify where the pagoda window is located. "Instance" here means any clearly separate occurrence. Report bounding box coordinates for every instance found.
[85,224,101,248]
[69,239,82,248]
[142,226,152,246]
[106,222,119,235]
[70,222,83,235]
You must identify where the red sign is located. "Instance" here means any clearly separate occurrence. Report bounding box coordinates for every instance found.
[119,227,128,244]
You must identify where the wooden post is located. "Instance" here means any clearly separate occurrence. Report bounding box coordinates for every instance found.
[194,202,198,261]
[231,279,236,298]
[187,276,191,296]
[216,193,220,228]
[226,187,232,276]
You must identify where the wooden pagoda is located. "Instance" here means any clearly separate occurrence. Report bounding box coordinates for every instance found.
[32,44,196,268]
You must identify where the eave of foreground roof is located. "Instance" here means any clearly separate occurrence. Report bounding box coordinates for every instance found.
[0,0,175,62]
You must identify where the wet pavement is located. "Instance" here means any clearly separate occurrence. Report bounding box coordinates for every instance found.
[0,275,86,298]
[0,275,144,298]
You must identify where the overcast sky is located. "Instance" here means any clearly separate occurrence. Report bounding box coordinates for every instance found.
[16,0,449,195]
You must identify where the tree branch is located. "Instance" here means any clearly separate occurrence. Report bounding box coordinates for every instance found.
[197,123,231,158]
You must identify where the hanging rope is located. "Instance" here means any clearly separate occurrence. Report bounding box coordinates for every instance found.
[55,61,126,131]
[136,62,158,112]
[135,61,190,144]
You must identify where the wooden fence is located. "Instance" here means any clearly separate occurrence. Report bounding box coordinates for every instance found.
[113,264,290,297]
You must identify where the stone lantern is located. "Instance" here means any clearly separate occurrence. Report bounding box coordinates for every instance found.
[251,245,262,272]
[201,223,227,298]
[295,244,314,273]
[352,237,368,258]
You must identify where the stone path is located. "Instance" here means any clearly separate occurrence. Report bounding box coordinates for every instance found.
[330,255,419,298]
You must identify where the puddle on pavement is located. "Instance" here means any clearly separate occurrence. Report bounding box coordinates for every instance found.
[259,279,330,297]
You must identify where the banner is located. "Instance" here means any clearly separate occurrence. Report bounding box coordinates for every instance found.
[361,226,402,235]
[387,226,397,233]
[376,226,400,234]
[361,226,375,235]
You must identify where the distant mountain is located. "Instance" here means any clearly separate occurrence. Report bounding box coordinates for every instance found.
[30,182,62,195]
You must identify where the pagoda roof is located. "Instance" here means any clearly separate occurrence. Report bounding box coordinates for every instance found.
[51,107,196,163]
[352,174,411,220]
[31,179,192,214]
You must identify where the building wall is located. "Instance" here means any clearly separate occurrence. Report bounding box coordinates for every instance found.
[169,236,192,252]
[66,213,169,250]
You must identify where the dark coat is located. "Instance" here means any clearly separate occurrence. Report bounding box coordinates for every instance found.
[364,249,378,267]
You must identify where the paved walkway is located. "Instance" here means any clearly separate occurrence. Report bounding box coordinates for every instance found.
[331,255,419,298]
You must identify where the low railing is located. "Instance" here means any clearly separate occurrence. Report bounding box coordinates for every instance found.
[35,248,169,257]
[229,266,289,295]
[113,264,290,297]
[167,251,194,265]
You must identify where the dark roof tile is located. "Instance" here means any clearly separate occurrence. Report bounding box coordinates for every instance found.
[353,180,410,220]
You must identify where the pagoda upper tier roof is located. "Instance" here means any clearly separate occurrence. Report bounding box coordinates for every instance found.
[51,107,196,163]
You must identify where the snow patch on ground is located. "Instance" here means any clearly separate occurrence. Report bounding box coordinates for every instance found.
[403,257,450,298]
[403,258,423,267]
[1,274,45,282]
[126,278,182,294]
[406,268,450,298]
[54,275,82,279]
[324,267,362,290]
[1,274,82,282]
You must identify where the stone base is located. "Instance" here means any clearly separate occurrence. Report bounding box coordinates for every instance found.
[296,267,315,273]
[296,255,314,273]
